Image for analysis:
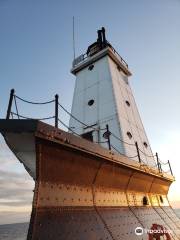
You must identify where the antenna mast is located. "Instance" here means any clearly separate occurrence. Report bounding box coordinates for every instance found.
[73,16,76,60]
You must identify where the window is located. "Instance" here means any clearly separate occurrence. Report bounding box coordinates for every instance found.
[125,100,130,107]
[127,131,132,139]
[88,99,95,106]
[117,65,121,72]
[88,64,94,71]
[143,142,148,148]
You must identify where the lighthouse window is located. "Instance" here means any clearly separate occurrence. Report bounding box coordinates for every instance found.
[143,196,149,206]
[143,142,148,148]
[117,65,121,72]
[125,100,130,107]
[88,64,94,71]
[88,99,95,106]
[127,131,132,139]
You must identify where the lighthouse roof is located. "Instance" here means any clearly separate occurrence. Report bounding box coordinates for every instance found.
[71,27,131,76]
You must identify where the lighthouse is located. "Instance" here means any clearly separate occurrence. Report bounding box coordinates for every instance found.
[0,27,178,240]
[69,27,155,166]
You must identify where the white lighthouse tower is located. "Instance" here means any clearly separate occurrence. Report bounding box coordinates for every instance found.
[69,27,155,166]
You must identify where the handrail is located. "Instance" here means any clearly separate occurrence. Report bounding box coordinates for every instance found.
[72,44,129,69]
[6,88,173,176]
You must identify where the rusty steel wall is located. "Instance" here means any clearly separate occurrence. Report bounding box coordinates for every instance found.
[27,137,180,240]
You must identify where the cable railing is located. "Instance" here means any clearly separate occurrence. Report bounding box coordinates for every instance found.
[111,145,138,159]
[11,112,55,121]
[106,127,173,175]
[6,89,56,122]
[15,95,55,105]
[58,102,106,132]
[6,89,173,176]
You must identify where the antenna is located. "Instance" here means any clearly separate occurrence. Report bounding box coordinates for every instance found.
[73,16,76,60]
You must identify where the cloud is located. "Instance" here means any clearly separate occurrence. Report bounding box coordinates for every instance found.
[0,169,34,220]
[150,130,180,208]
[0,135,22,172]
[0,211,31,225]
[0,135,34,223]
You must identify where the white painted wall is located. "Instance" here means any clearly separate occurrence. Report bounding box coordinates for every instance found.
[70,51,156,166]
[4,133,36,179]
[108,57,155,166]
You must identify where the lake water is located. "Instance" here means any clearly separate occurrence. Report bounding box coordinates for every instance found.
[0,222,29,240]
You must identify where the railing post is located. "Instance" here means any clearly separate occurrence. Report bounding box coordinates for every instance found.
[168,160,173,176]
[55,94,59,128]
[106,124,111,150]
[6,89,15,119]
[135,142,141,163]
[156,152,162,173]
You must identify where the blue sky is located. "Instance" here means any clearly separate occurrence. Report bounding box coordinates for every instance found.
[0,0,180,223]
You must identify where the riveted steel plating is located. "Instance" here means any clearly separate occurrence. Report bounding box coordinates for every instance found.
[5,120,177,240]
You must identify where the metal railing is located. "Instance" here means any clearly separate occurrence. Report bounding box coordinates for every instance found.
[106,41,128,69]
[6,89,173,176]
[102,124,173,176]
[6,89,59,128]
[72,43,128,69]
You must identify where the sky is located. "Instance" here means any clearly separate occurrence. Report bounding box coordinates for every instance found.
[0,0,180,224]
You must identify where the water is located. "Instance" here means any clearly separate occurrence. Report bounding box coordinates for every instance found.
[0,222,29,240]
[0,210,180,240]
